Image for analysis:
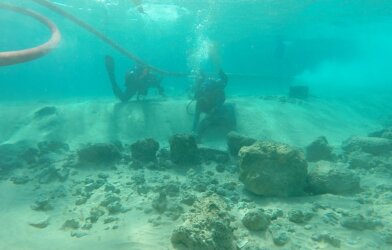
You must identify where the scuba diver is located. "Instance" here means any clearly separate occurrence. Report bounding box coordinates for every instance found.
[190,69,236,137]
[104,55,164,102]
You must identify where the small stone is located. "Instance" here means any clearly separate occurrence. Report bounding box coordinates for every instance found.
[70,230,88,238]
[103,216,119,224]
[89,207,105,223]
[75,197,87,205]
[181,193,196,206]
[242,209,270,231]
[31,196,52,211]
[152,192,167,213]
[306,136,334,162]
[130,138,159,162]
[29,214,50,229]
[341,214,379,230]
[62,219,80,230]
[10,175,30,184]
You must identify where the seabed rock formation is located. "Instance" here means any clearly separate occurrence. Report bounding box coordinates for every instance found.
[1,126,392,249]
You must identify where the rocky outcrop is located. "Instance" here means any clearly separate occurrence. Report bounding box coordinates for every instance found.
[306,136,334,162]
[239,141,308,197]
[369,127,392,140]
[307,161,360,195]
[342,136,392,156]
[171,194,236,250]
[77,143,121,166]
[169,134,199,165]
[130,138,159,162]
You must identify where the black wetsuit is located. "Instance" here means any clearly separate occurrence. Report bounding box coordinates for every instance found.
[105,55,164,102]
[192,70,233,133]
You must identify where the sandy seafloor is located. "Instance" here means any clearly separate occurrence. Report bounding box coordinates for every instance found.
[0,94,392,250]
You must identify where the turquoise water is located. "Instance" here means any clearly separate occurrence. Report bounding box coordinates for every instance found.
[1,0,392,100]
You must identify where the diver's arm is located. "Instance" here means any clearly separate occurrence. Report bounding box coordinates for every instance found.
[192,103,202,132]
[105,56,129,102]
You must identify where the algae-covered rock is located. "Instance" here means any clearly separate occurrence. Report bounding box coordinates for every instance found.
[242,209,270,231]
[130,138,159,162]
[227,132,256,156]
[307,161,360,195]
[342,136,392,155]
[306,136,334,162]
[239,141,308,197]
[171,194,236,250]
[77,143,121,165]
[341,214,380,230]
[169,134,199,165]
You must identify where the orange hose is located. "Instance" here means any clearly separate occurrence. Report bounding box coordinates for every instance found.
[0,3,61,66]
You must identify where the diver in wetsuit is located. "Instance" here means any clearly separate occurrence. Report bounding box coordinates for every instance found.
[104,55,164,102]
[191,69,236,136]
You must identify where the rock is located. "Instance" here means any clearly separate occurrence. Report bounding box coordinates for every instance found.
[62,219,80,230]
[103,216,119,224]
[33,106,57,119]
[37,140,69,154]
[88,207,105,223]
[37,165,69,184]
[152,192,168,213]
[171,194,236,250]
[342,136,392,155]
[269,221,290,246]
[199,147,230,164]
[239,141,308,197]
[169,134,199,165]
[10,175,30,184]
[227,132,256,156]
[347,152,376,169]
[0,142,33,175]
[31,196,53,211]
[369,127,392,140]
[287,209,313,224]
[100,193,123,214]
[381,230,392,244]
[242,209,270,231]
[130,138,159,162]
[77,143,121,166]
[180,193,196,206]
[29,214,50,229]
[311,232,341,248]
[341,214,379,230]
[70,231,88,238]
[306,136,334,162]
[307,161,360,195]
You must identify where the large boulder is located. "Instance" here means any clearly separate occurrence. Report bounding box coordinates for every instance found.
[169,134,199,165]
[307,161,360,195]
[77,143,121,166]
[130,138,159,162]
[227,132,256,156]
[306,136,334,162]
[342,136,392,156]
[239,141,308,197]
[171,194,236,250]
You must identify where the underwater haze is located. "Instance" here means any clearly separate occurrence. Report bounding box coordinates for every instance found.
[1,0,392,100]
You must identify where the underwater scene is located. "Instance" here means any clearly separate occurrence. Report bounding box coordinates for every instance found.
[1,0,392,249]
